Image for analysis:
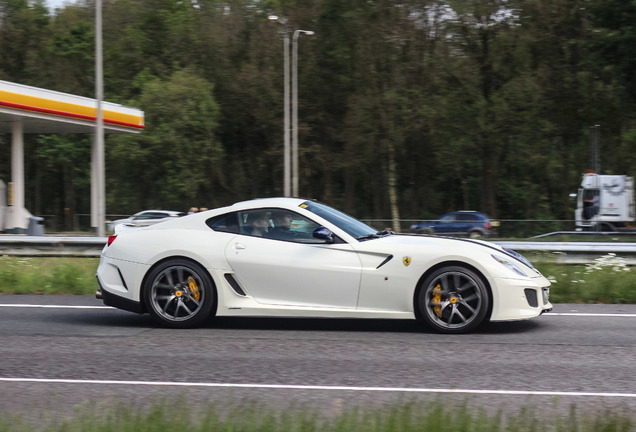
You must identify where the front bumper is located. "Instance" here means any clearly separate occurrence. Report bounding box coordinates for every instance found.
[490,276,553,321]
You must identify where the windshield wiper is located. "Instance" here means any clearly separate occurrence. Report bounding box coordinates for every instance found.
[356,230,395,241]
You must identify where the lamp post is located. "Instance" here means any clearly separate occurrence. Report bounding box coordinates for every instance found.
[291,29,314,197]
[268,15,291,197]
[93,0,105,237]
[269,16,313,197]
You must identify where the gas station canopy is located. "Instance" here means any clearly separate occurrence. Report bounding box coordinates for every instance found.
[0,80,144,134]
[0,80,144,234]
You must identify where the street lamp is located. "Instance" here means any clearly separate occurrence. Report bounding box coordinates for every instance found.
[268,15,291,197]
[291,29,314,197]
[269,16,313,197]
[93,0,105,237]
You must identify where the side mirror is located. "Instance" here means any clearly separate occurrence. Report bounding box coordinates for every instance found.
[313,226,335,244]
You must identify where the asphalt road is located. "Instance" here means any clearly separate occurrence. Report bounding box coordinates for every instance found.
[1,294,635,426]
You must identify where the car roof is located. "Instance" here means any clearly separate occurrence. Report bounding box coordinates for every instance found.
[229,197,309,211]
[440,211,489,218]
[145,198,314,230]
[134,210,183,215]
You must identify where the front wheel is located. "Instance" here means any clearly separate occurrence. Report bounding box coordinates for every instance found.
[143,259,216,328]
[417,266,489,333]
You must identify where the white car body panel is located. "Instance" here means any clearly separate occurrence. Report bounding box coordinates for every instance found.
[96,197,552,331]
[225,236,362,308]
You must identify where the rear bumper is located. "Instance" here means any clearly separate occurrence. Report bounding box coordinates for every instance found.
[96,275,145,314]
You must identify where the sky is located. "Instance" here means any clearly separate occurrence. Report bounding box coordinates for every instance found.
[45,0,75,11]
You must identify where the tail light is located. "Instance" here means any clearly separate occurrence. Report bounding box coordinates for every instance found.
[107,235,117,247]
[485,222,492,230]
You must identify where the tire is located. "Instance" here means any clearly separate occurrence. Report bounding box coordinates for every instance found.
[468,230,483,239]
[143,258,216,328]
[417,265,489,334]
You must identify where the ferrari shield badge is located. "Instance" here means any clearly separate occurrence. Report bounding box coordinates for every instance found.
[402,256,412,267]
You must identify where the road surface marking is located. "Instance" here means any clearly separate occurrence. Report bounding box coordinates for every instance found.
[0,377,635,399]
[545,313,636,318]
[1,304,635,317]
[0,304,112,309]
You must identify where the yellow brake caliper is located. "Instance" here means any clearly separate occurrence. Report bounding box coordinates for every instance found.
[432,283,442,317]
[188,276,201,301]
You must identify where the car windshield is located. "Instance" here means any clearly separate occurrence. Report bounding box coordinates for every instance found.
[300,201,381,240]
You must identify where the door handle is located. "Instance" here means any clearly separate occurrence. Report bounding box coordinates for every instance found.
[234,243,246,250]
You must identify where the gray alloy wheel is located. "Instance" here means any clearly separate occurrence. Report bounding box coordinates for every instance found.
[417,266,489,334]
[143,259,216,328]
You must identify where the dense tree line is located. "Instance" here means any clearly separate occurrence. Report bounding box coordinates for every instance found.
[0,0,635,230]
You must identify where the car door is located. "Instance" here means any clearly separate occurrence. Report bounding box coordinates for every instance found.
[453,214,474,235]
[435,214,456,234]
[224,209,362,308]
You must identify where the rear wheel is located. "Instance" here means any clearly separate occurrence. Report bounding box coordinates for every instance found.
[468,230,483,239]
[417,266,489,333]
[143,258,216,328]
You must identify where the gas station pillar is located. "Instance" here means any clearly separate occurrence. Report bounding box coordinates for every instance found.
[8,118,27,233]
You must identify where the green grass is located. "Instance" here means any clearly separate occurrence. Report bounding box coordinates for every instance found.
[0,254,635,304]
[0,257,99,295]
[0,400,633,432]
[533,253,636,304]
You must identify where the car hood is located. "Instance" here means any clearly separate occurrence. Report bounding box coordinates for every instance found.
[355,234,530,270]
[361,233,501,250]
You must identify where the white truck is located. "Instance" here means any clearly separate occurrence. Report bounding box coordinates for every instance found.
[575,172,635,231]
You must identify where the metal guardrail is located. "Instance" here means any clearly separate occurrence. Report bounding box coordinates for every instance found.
[0,235,635,264]
[0,236,107,257]
[495,241,636,265]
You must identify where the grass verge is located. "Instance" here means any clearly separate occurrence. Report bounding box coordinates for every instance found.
[0,257,99,295]
[0,400,633,432]
[533,253,636,304]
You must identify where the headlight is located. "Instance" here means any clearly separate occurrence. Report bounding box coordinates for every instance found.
[503,248,535,270]
[492,254,528,277]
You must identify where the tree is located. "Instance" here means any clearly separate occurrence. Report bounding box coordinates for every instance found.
[107,68,222,212]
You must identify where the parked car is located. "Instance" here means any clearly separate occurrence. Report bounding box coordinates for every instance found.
[110,210,185,231]
[410,211,498,238]
[96,198,550,333]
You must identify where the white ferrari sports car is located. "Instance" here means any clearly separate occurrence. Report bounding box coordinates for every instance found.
[96,198,552,333]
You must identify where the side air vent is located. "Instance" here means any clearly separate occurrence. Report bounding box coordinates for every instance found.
[224,274,247,296]
[524,288,538,308]
[116,267,129,290]
[376,255,393,269]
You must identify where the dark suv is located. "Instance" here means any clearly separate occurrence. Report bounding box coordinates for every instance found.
[410,211,498,238]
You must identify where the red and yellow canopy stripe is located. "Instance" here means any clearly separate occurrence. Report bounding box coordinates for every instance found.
[0,89,145,130]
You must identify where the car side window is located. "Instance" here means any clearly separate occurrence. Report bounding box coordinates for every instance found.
[266,209,322,243]
[239,210,272,237]
[206,212,240,234]
[457,214,476,221]
[235,209,323,243]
